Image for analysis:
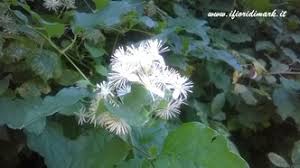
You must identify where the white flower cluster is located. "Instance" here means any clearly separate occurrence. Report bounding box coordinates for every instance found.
[76,39,193,135]
[43,0,75,11]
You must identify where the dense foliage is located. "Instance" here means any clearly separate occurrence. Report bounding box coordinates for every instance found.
[0,0,300,167]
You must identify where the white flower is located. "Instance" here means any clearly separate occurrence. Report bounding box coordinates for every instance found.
[75,106,88,125]
[140,39,168,66]
[96,81,114,100]
[170,75,193,100]
[155,99,184,120]
[98,113,131,136]
[139,74,165,98]
[43,0,62,11]
[159,68,192,100]
[116,84,131,97]
[95,81,118,107]
[108,63,140,88]
[61,0,75,9]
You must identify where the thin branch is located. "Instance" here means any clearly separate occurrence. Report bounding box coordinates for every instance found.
[129,28,155,36]
[29,26,93,85]
[62,34,78,53]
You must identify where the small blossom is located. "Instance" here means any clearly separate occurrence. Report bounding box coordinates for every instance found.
[96,81,114,100]
[170,75,193,100]
[61,0,75,9]
[139,74,165,98]
[108,63,140,88]
[75,106,88,125]
[98,113,131,136]
[43,0,62,11]
[155,99,184,120]
[116,84,131,97]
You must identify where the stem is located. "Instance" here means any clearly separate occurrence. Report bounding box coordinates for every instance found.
[62,34,78,53]
[83,0,94,13]
[129,28,155,36]
[112,33,120,52]
[30,27,93,85]
[130,144,152,159]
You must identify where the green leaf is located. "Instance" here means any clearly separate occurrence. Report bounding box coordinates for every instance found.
[55,69,82,86]
[168,17,210,44]
[0,75,11,95]
[0,87,89,132]
[211,92,225,114]
[234,84,257,105]
[93,0,109,10]
[74,1,135,28]
[43,22,65,38]
[27,122,130,168]
[17,81,41,98]
[95,64,108,76]
[206,63,231,91]
[139,16,157,28]
[236,105,272,130]
[211,29,251,43]
[281,47,300,63]
[84,42,106,58]
[130,121,169,158]
[255,41,276,52]
[270,58,289,73]
[154,122,249,168]
[273,87,300,124]
[117,158,151,168]
[28,50,62,80]
[291,33,300,43]
[207,48,242,71]
[268,152,290,168]
[105,85,152,127]
[173,4,188,17]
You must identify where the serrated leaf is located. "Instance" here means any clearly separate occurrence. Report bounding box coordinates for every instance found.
[209,49,242,71]
[0,87,89,132]
[154,122,249,168]
[168,17,210,45]
[27,122,130,168]
[74,1,135,28]
[29,50,62,80]
[268,152,290,168]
